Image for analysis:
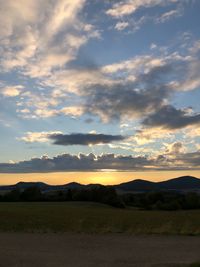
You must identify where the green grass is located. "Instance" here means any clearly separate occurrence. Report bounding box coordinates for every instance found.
[0,202,200,234]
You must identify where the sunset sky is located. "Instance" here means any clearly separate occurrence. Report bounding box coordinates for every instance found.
[0,0,200,185]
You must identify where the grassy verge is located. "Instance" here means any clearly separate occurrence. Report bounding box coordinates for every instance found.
[0,202,200,234]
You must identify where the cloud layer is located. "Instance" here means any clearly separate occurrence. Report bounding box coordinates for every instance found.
[1,148,200,173]
[0,1,200,174]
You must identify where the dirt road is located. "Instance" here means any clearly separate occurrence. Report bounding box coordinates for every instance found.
[0,233,199,267]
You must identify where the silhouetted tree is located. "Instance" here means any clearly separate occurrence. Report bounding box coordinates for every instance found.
[21,186,42,201]
[4,188,21,201]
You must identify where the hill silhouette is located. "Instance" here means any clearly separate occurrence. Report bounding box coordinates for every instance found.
[116,176,200,192]
[0,176,200,193]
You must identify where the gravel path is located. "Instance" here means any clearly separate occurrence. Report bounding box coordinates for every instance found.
[0,233,199,267]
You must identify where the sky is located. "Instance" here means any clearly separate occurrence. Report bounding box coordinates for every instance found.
[0,0,200,185]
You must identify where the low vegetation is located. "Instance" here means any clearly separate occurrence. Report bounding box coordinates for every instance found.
[0,202,200,234]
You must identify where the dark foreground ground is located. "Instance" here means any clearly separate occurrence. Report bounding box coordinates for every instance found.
[0,233,199,267]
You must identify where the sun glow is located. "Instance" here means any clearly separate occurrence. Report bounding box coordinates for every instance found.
[0,170,200,186]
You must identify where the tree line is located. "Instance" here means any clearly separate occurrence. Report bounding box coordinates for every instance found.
[122,191,200,210]
[0,185,200,210]
[0,185,124,208]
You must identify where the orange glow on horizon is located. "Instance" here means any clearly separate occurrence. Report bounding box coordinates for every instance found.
[0,170,200,185]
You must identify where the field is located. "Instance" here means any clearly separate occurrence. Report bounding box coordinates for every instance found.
[0,202,200,266]
[0,201,200,235]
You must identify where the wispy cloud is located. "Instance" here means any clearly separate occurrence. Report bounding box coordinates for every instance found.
[106,0,165,18]
[106,0,187,19]
[156,6,183,23]
[107,0,187,33]
[0,0,99,76]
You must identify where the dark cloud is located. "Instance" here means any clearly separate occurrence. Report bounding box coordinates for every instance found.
[84,82,169,122]
[175,151,200,167]
[49,133,126,145]
[143,105,200,129]
[1,150,200,173]
[0,153,152,173]
[80,50,200,124]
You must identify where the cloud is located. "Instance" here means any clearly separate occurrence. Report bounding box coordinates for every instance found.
[115,21,129,31]
[49,133,126,146]
[20,132,127,146]
[0,0,99,76]
[61,106,84,117]
[186,127,200,138]
[142,105,200,130]
[84,83,169,123]
[1,85,24,97]
[106,1,187,33]
[0,153,151,173]
[164,142,186,155]
[1,148,200,173]
[19,131,62,143]
[106,0,183,18]
[12,39,200,125]
[2,24,198,122]
[1,1,200,135]
[106,0,162,18]
[156,7,183,23]
[22,41,200,122]
[133,127,174,145]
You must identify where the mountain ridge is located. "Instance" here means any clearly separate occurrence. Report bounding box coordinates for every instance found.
[116,176,200,192]
[0,176,200,192]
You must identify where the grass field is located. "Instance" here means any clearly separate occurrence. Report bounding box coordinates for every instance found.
[0,202,200,235]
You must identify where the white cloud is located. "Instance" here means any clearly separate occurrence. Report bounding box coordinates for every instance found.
[150,43,157,50]
[106,0,186,34]
[0,0,99,77]
[61,106,85,117]
[186,127,200,138]
[1,85,24,97]
[156,7,183,23]
[101,55,165,74]
[106,0,179,18]
[129,126,175,145]
[115,21,129,31]
[19,131,63,143]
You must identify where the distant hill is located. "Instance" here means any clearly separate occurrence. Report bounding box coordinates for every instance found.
[115,179,157,192]
[0,181,84,192]
[157,176,200,190]
[0,176,200,193]
[116,176,200,192]
[16,182,49,190]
